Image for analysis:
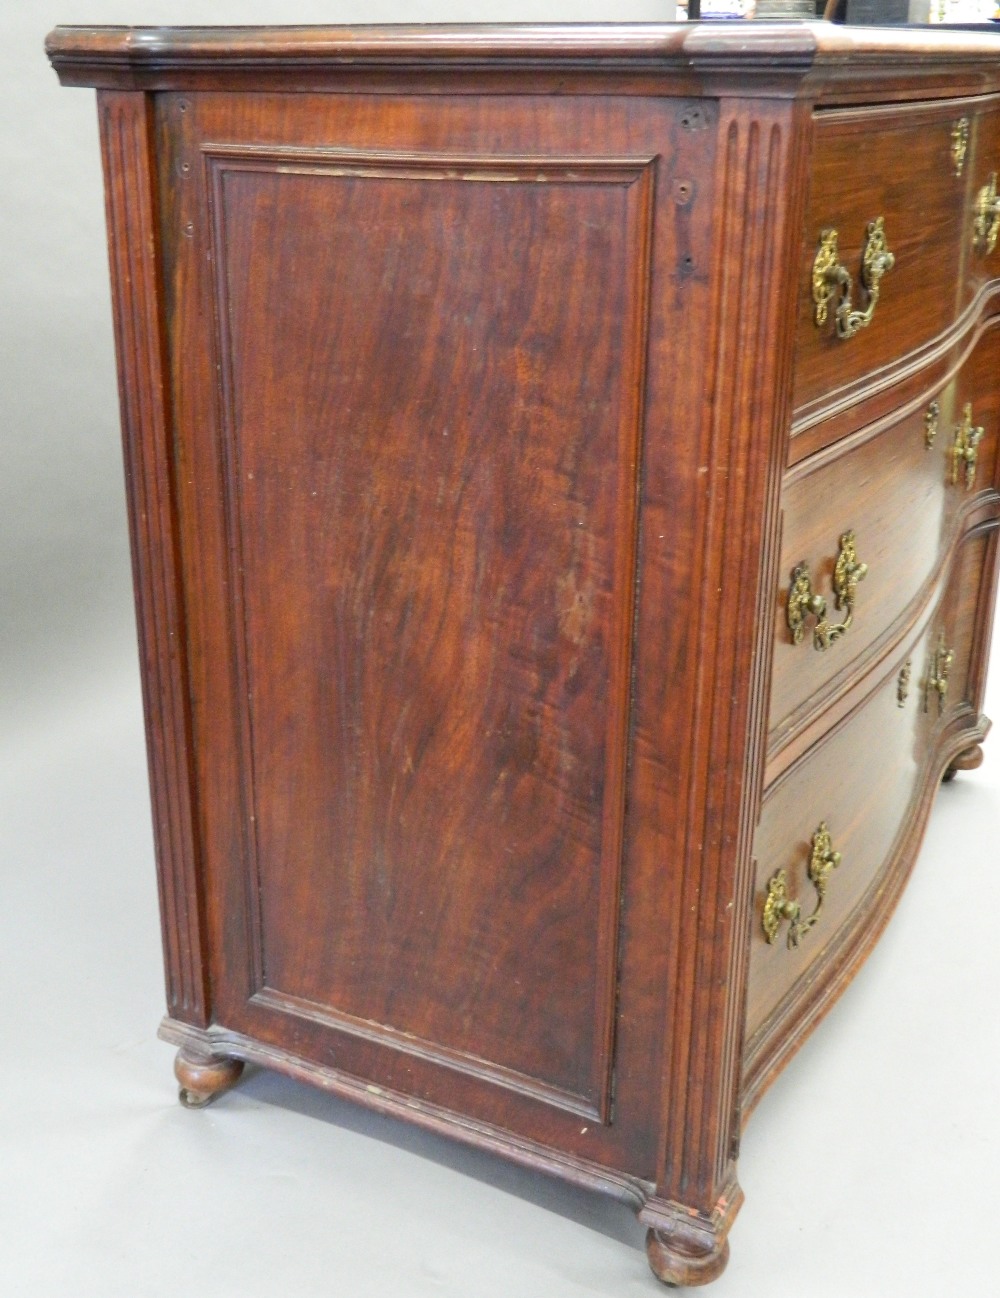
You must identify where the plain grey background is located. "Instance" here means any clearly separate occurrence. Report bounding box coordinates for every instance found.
[2,4,998,1296]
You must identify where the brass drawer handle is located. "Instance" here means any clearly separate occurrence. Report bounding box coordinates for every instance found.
[924,632,955,715]
[950,402,984,490]
[763,823,843,950]
[786,530,868,651]
[973,173,1000,256]
[812,217,896,340]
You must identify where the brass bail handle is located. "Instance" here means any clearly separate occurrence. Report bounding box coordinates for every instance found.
[787,530,869,652]
[812,217,896,340]
[763,823,843,950]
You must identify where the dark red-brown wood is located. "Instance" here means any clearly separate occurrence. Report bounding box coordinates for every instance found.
[208,142,652,1121]
[49,22,1000,1289]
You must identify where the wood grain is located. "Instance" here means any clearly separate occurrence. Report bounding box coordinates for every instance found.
[966,101,1000,305]
[747,523,996,1088]
[772,321,1000,751]
[45,22,1000,98]
[794,98,978,416]
[646,99,809,1230]
[160,86,726,1178]
[98,91,209,1025]
[753,619,928,1041]
[790,280,1000,464]
[48,23,1000,1290]
[206,145,652,1118]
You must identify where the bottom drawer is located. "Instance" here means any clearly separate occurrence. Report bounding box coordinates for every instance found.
[745,524,996,1059]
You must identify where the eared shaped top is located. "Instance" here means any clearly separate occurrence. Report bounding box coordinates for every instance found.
[45,21,1000,98]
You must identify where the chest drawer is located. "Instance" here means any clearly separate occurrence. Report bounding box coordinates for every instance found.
[967,104,1000,305]
[794,100,983,417]
[748,525,995,1050]
[771,321,1000,750]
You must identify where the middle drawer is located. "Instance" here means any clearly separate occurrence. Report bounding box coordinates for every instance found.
[770,320,1000,752]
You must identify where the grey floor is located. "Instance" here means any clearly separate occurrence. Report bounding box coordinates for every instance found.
[4,2,1000,1294]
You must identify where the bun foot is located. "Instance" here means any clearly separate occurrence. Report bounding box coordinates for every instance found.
[174,1048,244,1108]
[645,1228,730,1288]
[943,744,985,782]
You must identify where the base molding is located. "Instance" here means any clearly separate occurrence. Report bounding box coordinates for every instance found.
[159,1018,744,1283]
[160,1017,655,1207]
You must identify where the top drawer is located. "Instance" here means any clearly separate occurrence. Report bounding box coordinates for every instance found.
[966,102,1000,306]
[793,99,993,417]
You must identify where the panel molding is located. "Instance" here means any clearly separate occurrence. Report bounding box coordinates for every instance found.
[252,987,605,1120]
[202,142,657,1122]
[158,1014,657,1208]
[203,140,658,187]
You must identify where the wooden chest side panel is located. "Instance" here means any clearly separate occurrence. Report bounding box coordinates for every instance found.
[205,147,652,1116]
[157,86,724,1174]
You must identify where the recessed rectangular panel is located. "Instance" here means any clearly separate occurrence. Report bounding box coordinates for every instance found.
[208,148,652,1116]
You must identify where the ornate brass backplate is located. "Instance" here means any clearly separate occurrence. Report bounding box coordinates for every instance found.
[812,217,896,340]
[786,530,868,651]
[762,869,799,947]
[950,403,984,490]
[786,563,827,647]
[811,230,842,329]
[973,173,1000,256]
[924,632,955,715]
[763,823,843,950]
[924,400,940,449]
[897,659,912,707]
[951,117,969,177]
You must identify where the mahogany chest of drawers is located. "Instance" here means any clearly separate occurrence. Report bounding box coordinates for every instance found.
[47,20,1000,1287]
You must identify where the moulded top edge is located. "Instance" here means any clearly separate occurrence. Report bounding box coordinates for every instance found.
[44,21,1000,88]
[43,21,793,68]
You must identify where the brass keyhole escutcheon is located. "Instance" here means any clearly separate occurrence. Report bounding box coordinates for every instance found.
[786,531,868,651]
[812,217,896,340]
[950,403,984,491]
[763,823,843,950]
